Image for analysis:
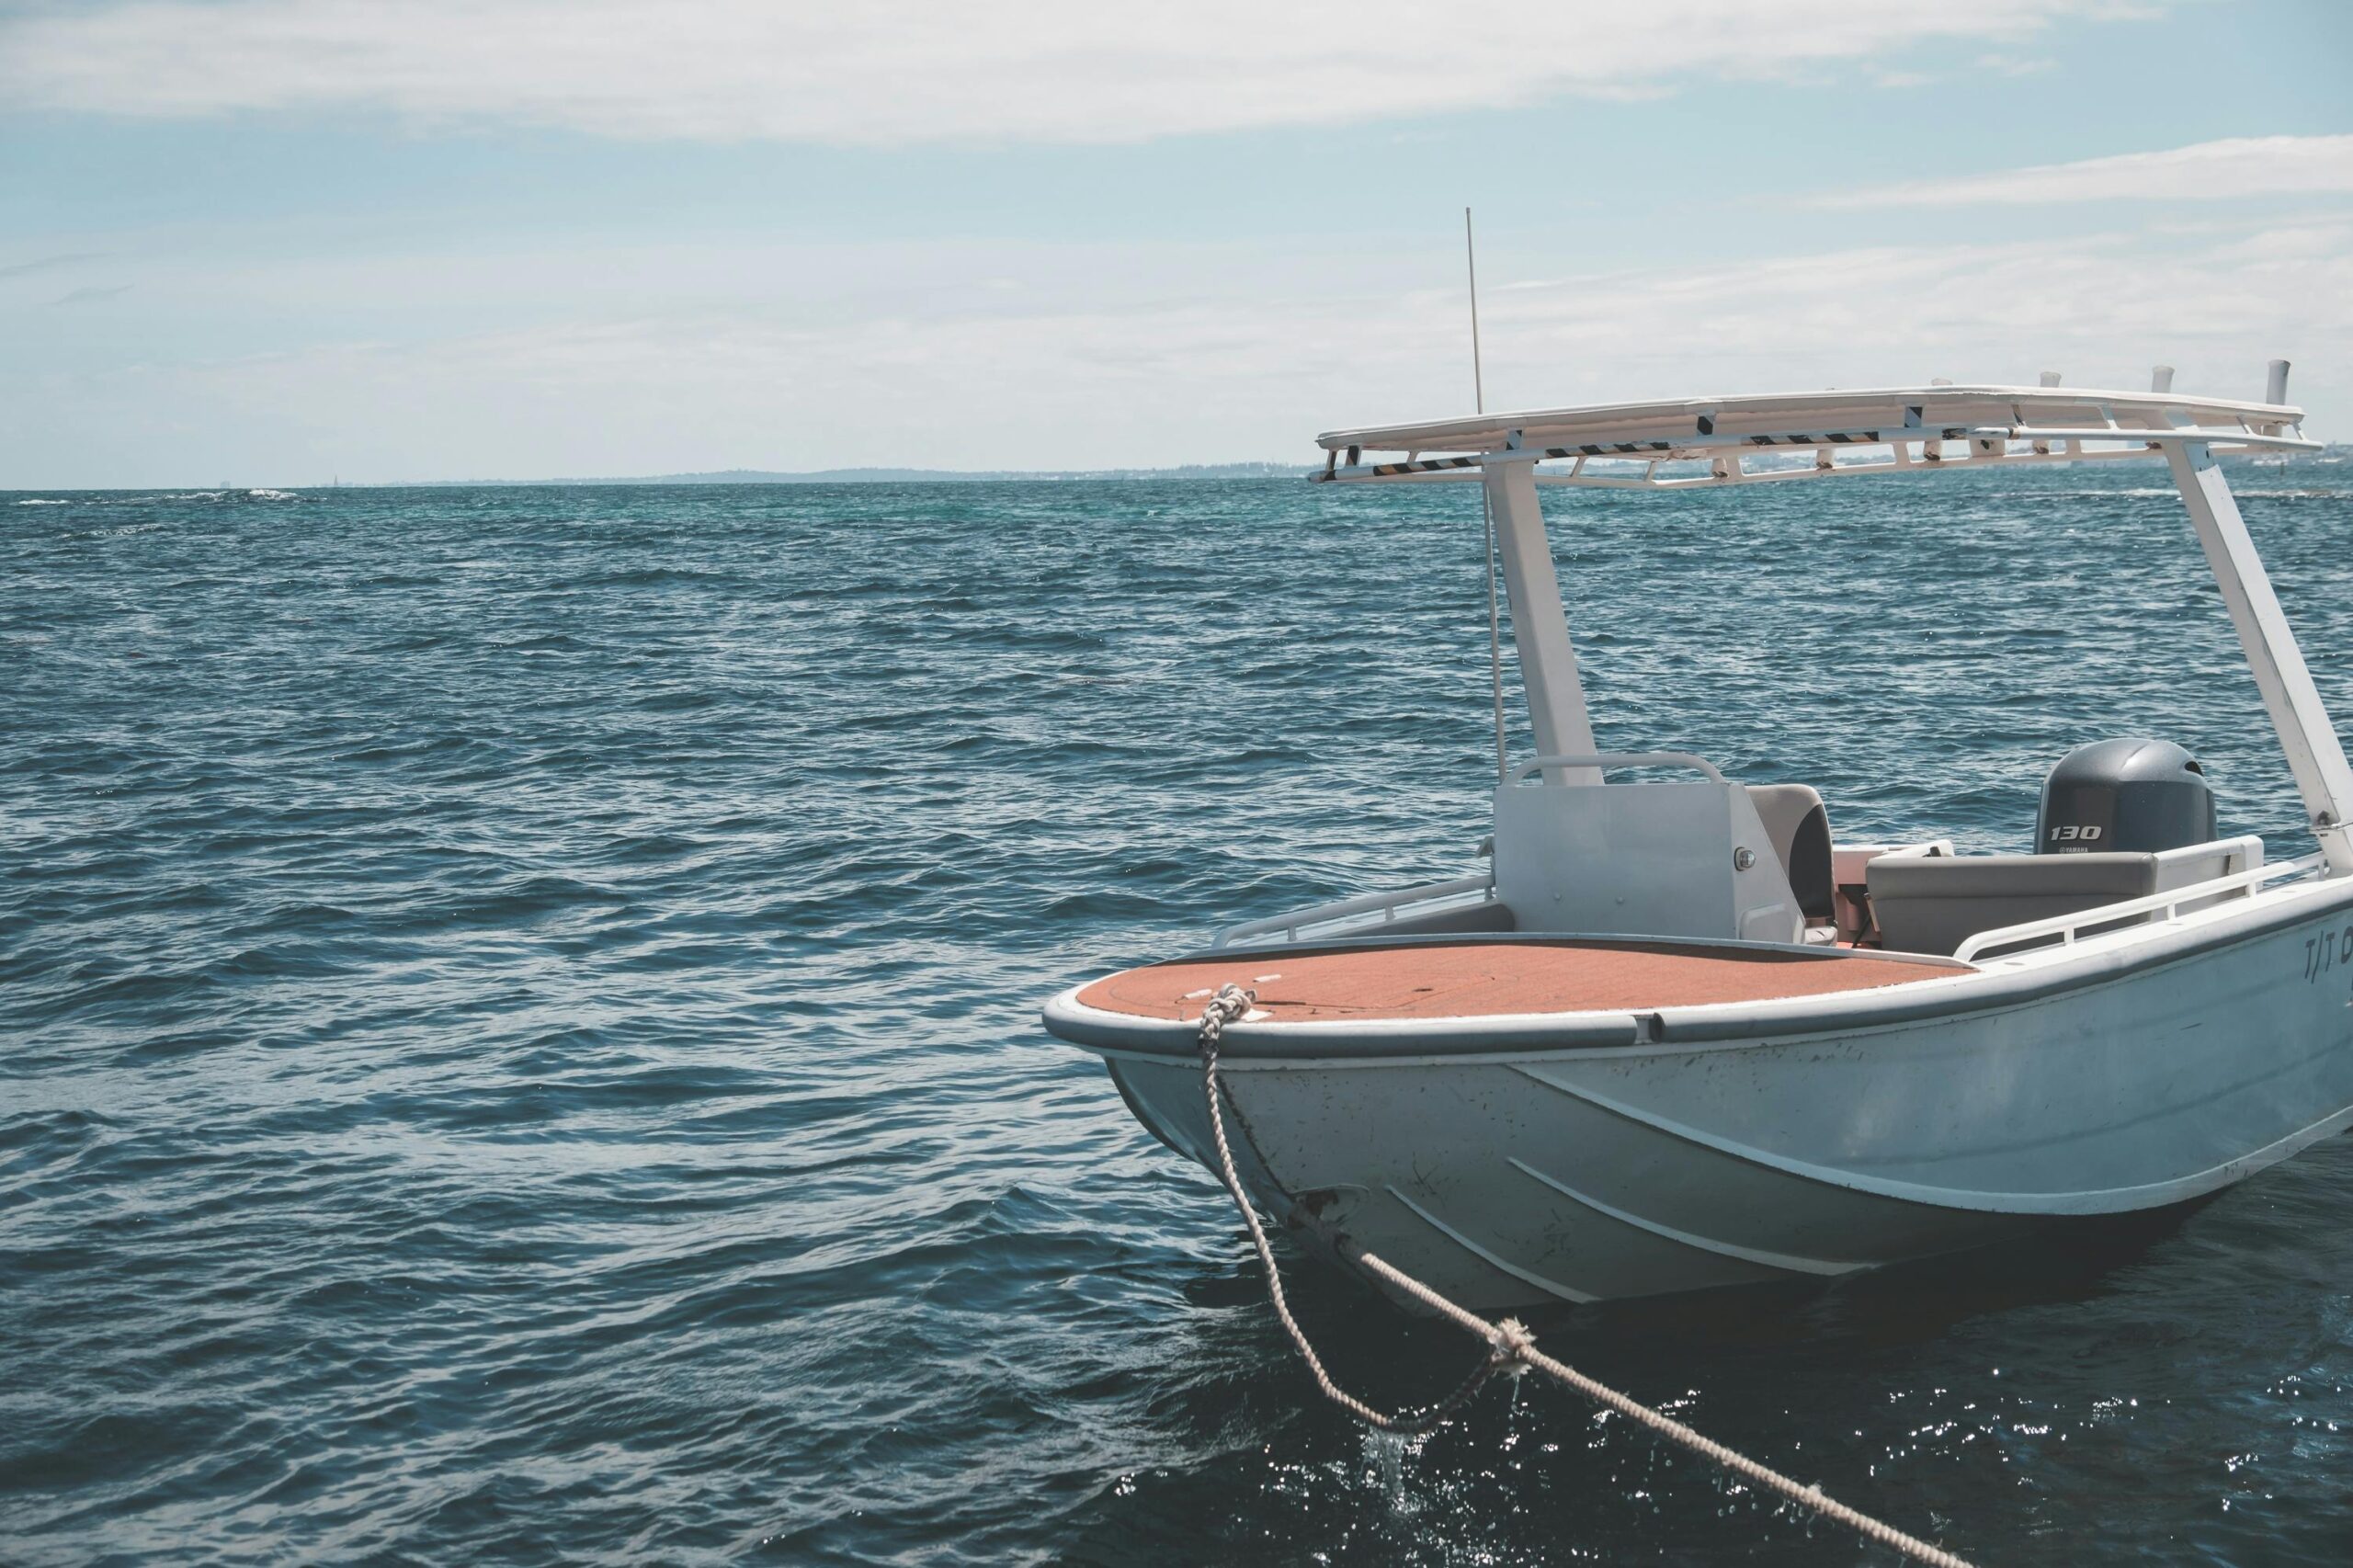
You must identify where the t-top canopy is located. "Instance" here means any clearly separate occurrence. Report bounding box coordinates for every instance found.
[1313,381,2316,488]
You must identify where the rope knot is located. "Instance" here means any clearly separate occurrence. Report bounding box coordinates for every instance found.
[1194,982,1256,1055]
[1488,1315,1537,1376]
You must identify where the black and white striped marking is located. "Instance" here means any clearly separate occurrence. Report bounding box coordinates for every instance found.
[1318,424,1977,481]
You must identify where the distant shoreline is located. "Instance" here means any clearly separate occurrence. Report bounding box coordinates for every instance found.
[415,462,1317,486]
[5,449,2341,494]
[430,449,2345,488]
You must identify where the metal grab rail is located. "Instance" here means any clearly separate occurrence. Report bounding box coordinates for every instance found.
[1953,852,2327,964]
[1506,751,1727,786]
[1211,873,1499,950]
[1962,424,2320,451]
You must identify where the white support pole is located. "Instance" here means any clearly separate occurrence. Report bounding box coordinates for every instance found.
[2166,440,2353,874]
[1484,457,1599,784]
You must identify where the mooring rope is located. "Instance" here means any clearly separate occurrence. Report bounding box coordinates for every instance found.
[1195,983,1517,1436]
[1193,982,1977,1568]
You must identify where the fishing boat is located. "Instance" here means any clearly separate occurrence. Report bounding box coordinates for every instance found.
[1042,369,2353,1308]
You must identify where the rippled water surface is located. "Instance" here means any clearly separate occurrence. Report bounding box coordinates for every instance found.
[6,467,2353,1564]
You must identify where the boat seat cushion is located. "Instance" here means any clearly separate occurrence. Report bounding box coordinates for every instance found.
[1866,852,2160,958]
[1745,785,1835,922]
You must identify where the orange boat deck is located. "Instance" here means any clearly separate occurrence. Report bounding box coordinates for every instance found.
[1076,939,1968,1022]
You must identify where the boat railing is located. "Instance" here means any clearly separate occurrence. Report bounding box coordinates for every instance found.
[1953,851,2329,964]
[1211,872,1499,949]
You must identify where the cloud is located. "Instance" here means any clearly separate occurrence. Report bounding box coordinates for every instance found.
[0,252,107,279]
[0,0,2164,146]
[48,284,132,307]
[1814,135,2353,207]
[6,213,2340,484]
[1477,224,2347,398]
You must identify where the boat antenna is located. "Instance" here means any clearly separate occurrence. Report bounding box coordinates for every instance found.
[1466,208,1486,415]
[1468,208,1506,783]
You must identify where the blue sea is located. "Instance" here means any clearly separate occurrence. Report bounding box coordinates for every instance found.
[6,465,2353,1565]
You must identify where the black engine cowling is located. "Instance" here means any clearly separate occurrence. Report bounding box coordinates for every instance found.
[2036,738,2216,854]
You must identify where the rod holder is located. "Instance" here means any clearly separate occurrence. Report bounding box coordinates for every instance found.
[2267,359,2291,405]
[2151,365,2175,393]
[2039,370,2063,387]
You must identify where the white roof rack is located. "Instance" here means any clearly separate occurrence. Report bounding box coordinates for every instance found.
[1313,382,2316,489]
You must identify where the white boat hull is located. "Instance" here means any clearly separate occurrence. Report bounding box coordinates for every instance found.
[1051,881,2353,1307]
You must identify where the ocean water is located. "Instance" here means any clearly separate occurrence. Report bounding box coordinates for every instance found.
[5,464,2353,1565]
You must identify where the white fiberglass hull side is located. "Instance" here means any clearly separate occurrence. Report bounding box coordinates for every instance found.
[1053,881,2353,1308]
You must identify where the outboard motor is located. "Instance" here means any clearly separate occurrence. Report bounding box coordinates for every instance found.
[2037,738,2215,854]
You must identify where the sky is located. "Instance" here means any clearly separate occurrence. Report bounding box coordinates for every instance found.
[2,0,2349,486]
